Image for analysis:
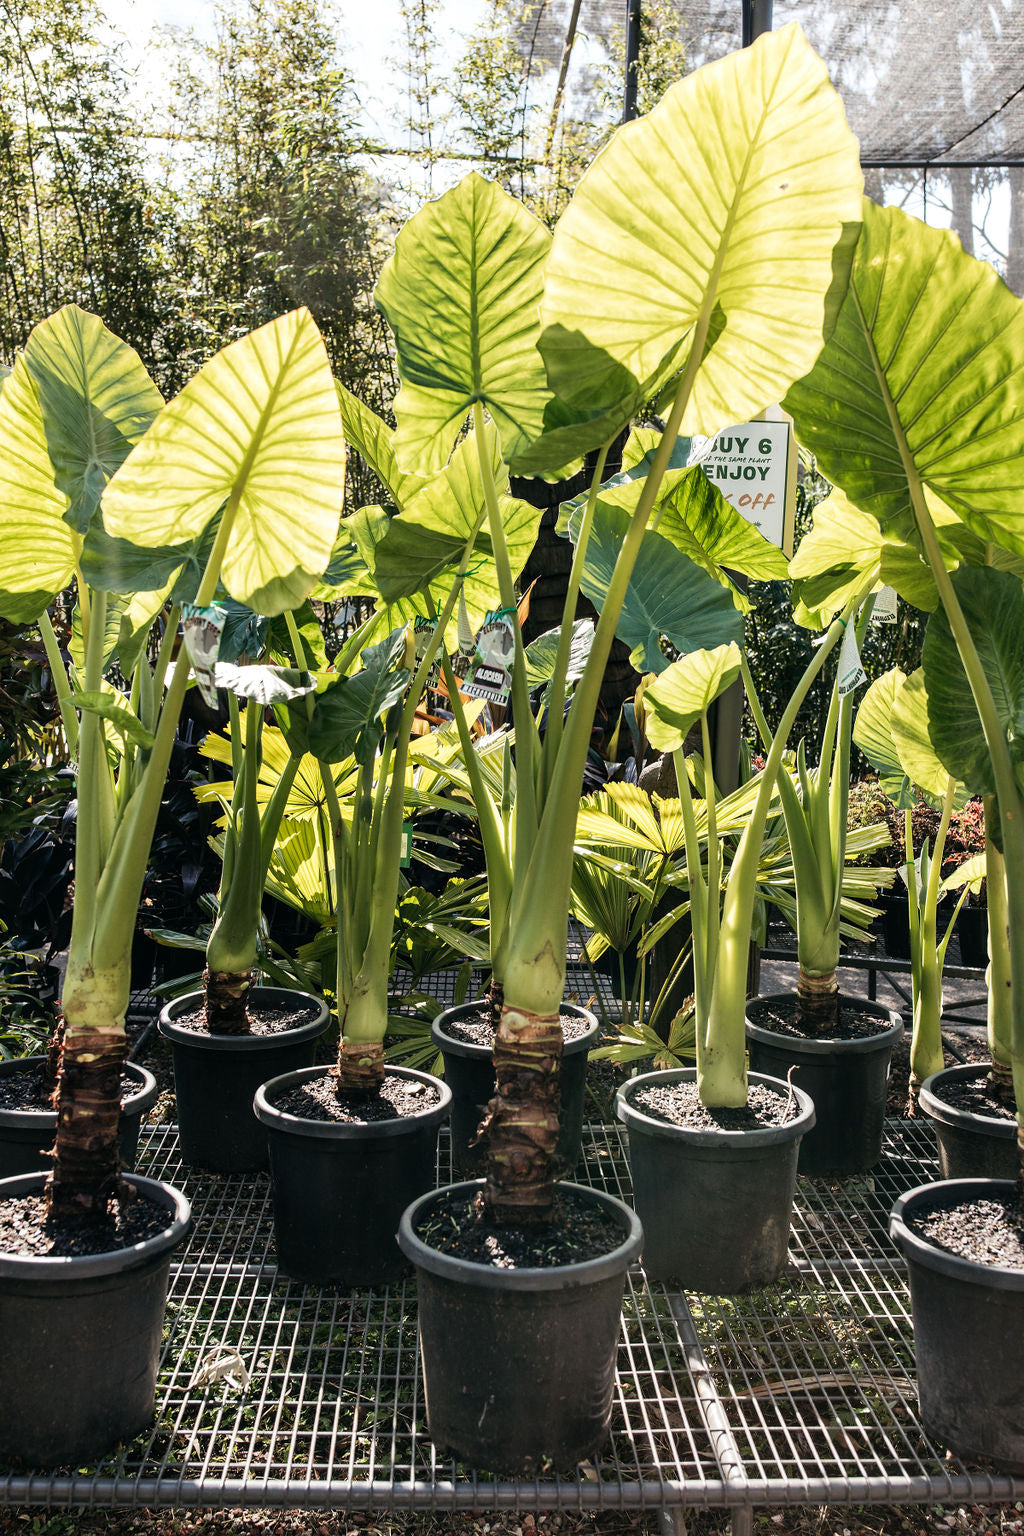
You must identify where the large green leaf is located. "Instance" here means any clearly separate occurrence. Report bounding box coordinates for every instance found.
[214,663,316,706]
[102,309,345,615]
[580,505,745,672]
[375,173,555,474]
[80,522,195,595]
[0,356,77,620]
[562,462,786,614]
[524,619,595,698]
[890,669,967,806]
[372,420,542,625]
[788,489,942,626]
[23,306,162,536]
[852,670,915,809]
[644,644,744,752]
[922,566,1024,798]
[785,198,1024,558]
[308,628,411,765]
[336,381,429,509]
[540,24,862,436]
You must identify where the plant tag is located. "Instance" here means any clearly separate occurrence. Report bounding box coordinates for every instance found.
[181,603,228,707]
[462,608,515,704]
[400,822,413,867]
[413,616,441,688]
[836,619,866,696]
[871,585,898,623]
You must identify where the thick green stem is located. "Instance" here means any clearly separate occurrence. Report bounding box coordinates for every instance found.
[438,643,513,974]
[38,605,77,758]
[909,784,956,1092]
[985,818,1013,1098]
[702,583,874,1106]
[502,383,694,1018]
[542,442,609,772]
[472,399,540,866]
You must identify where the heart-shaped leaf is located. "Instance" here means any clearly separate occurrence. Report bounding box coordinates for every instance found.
[0,356,77,620]
[373,421,543,629]
[376,173,555,473]
[644,644,744,752]
[580,504,745,672]
[308,628,411,765]
[103,309,345,614]
[24,306,162,536]
[540,24,862,436]
[786,197,1024,559]
[890,668,967,806]
[336,381,429,509]
[853,669,915,809]
[922,566,1024,798]
[213,663,316,706]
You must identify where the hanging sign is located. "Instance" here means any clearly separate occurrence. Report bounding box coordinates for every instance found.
[462,608,516,705]
[871,585,899,624]
[836,620,867,697]
[181,603,227,707]
[413,616,441,688]
[689,417,796,554]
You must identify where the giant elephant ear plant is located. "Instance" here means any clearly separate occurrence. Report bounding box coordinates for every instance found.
[0,304,345,1222]
[785,197,1024,1187]
[375,22,863,1220]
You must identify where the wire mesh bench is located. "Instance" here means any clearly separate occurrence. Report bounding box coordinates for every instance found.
[3,1112,1023,1535]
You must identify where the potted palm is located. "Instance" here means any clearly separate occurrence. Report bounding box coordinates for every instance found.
[0,302,344,1464]
[390,23,863,1470]
[785,194,1024,1468]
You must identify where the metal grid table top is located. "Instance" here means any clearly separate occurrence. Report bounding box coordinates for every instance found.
[4,1114,1023,1515]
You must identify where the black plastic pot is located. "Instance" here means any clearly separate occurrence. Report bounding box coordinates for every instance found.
[616,1067,815,1292]
[890,1178,1024,1470]
[0,1170,191,1467]
[876,890,912,959]
[397,1179,642,1472]
[746,994,902,1177]
[430,1001,599,1177]
[254,1064,452,1286]
[955,901,988,969]
[918,1063,1019,1181]
[158,987,327,1172]
[0,1057,158,1179]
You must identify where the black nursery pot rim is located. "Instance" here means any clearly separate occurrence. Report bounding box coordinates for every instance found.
[431,999,599,1061]
[158,986,328,1053]
[0,1057,157,1129]
[890,1178,1024,1294]
[919,1063,1018,1140]
[616,1066,815,1148]
[254,1063,452,1142]
[746,991,903,1055]
[398,1178,643,1291]
[0,1170,191,1281]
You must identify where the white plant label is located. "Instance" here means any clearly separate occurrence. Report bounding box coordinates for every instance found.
[462,608,516,705]
[837,620,867,696]
[181,602,227,707]
[413,615,441,688]
[871,585,898,623]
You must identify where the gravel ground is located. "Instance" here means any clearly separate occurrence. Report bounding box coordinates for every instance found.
[0,1501,1022,1536]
